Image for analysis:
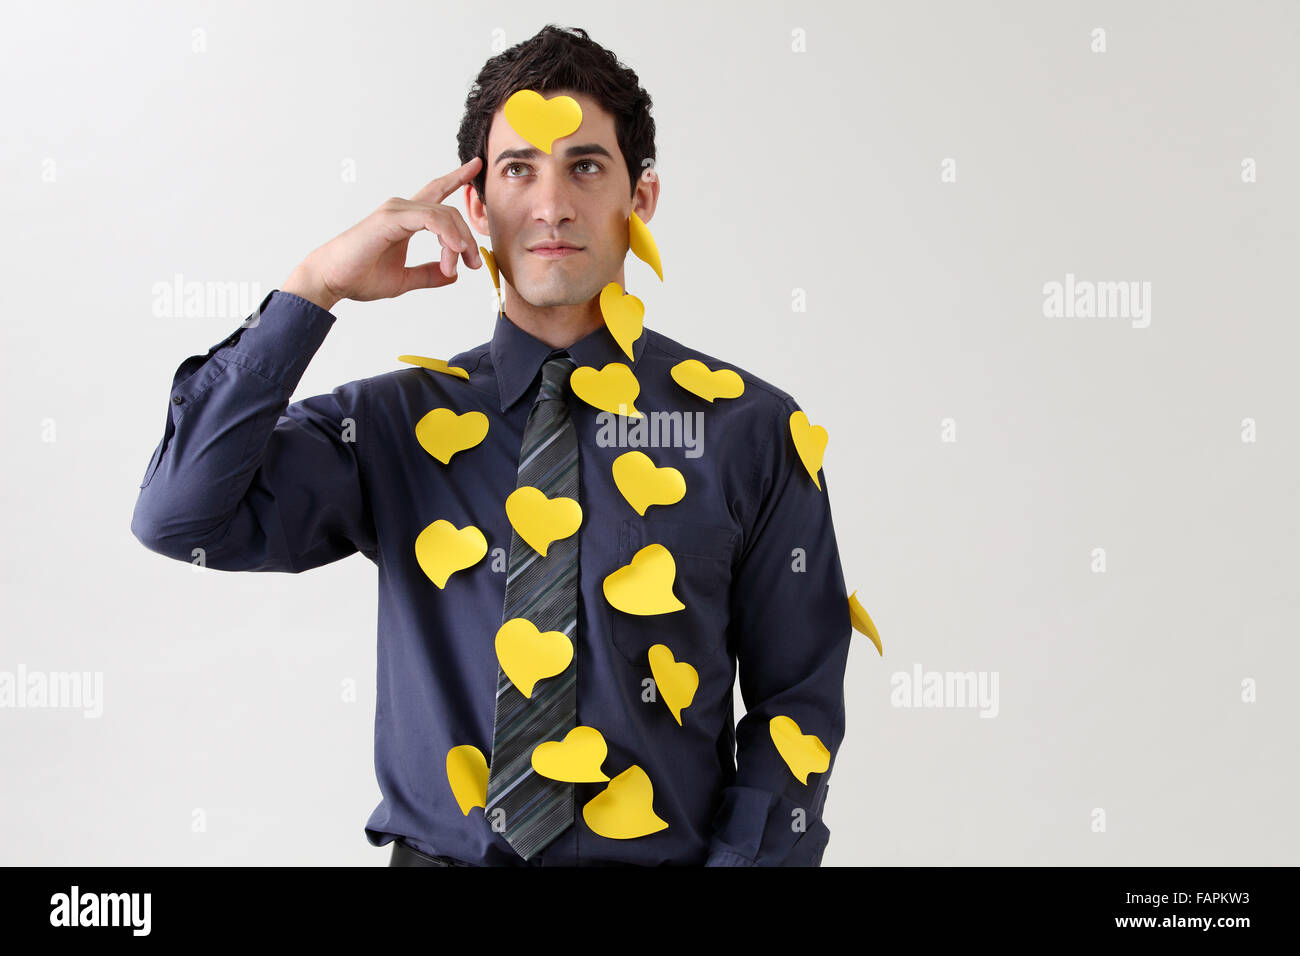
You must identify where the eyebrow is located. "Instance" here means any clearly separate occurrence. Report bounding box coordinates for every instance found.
[493,143,614,166]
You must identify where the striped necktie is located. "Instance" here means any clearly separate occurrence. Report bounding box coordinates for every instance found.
[484,352,580,861]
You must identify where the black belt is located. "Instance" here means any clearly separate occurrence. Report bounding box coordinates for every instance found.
[389,838,474,867]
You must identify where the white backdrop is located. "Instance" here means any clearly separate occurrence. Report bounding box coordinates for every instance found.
[1,0,1297,865]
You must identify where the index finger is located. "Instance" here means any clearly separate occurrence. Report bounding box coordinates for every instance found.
[410,156,483,205]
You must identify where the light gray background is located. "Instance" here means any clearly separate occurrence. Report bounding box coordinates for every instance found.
[2,0,1296,865]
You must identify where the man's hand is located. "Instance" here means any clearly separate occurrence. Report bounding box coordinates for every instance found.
[281,157,485,312]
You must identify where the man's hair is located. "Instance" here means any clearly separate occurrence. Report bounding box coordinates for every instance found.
[457,25,657,205]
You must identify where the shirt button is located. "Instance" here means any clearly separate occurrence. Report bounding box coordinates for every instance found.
[172,395,184,405]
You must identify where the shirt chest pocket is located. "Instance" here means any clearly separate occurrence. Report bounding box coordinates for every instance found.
[606,517,738,666]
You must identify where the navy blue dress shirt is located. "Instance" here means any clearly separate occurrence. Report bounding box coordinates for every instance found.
[131,289,852,866]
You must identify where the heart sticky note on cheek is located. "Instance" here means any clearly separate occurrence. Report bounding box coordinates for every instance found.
[446,745,489,815]
[502,89,583,154]
[414,519,488,588]
[611,451,685,516]
[582,765,669,839]
[414,407,489,464]
[602,544,685,615]
[769,715,830,784]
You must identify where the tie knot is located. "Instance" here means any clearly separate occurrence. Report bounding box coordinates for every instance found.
[537,354,576,404]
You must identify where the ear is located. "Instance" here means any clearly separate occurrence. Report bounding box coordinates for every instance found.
[631,164,661,225]
[464,181,489,235]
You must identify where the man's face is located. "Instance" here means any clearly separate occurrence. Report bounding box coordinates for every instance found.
[468,89,647,310]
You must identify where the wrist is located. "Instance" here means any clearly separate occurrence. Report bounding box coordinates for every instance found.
[281,263,340,313]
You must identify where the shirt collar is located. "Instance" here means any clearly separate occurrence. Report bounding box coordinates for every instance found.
[490,307,647,412]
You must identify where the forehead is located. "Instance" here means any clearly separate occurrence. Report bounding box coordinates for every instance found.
[487,89,618,153]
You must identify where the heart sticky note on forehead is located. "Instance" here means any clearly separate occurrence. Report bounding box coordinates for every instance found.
[502,89,583,154]
[415,407,488,465]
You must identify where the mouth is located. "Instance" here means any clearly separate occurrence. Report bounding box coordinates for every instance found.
[529,245,583,259]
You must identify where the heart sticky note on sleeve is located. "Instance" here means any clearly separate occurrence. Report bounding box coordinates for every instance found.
[611,451,685,516]
[769,715,830,784]
[670,359,744,403]
[414,519,487,588]
[502,89,582,154]
[849,590,883,655]
[582,765,669,839]
[602,544,684,615]
[647,644,698,725]
[495,617,573,698]
[505,485,582,557]
[414,407,489,464]
[599,282,644,361]
[446,744,488,815]
[531,726,611,782]
[570,362,643,418]
[789,410,829,490]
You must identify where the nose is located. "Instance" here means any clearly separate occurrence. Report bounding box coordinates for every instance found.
[530,168,577,227]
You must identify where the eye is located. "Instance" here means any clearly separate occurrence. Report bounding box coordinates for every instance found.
[504,162,529,177]
[575,159,601,174]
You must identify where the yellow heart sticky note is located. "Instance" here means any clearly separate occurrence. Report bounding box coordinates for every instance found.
[505,486,582,557]
[670,359,745,403]
[789,410,829,490]
[599,282,644,361]
[628,210,663,281]
[398,355,470,380]
[769,715,830,785]
[849,590,883,656]
[582,765,669,839]
[480,246,499,289]
[446,744,489,815]
[414,519,487,588]
[414,407,489,465]
[502,89,583,154]
[647,644,698,726]
[531,726,611,782]
[570,362,643,418]
[495,617,573,698]
[602,544,685,615]
[611,451,684,516]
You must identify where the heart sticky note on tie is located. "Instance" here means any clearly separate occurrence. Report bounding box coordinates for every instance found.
[398,355,470,380]
[414,519,487,588]
[505,486,582,557]
[602,544,685,615]
[670,359,745,403]
[611,451,685,516]
[769,716,830,784]
[570,362,643,418]
[446,744,488,815]
[849,590,883,655]
[495,617,573,698]
[789,410,829,490]
[502,89,583,154]
[599,282,644,361]
[647,644,698,726]
[415,407,489,465]
[582,765,669,839]
[531,726,611,782]
[628,210,663,282]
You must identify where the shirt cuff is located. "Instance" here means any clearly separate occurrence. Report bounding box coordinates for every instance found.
[704,848,758,867]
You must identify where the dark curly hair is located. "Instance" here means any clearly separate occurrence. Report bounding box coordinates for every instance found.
[456,25,657,205]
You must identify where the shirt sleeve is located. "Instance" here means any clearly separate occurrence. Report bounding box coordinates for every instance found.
[706,394,852,866]
[130,289,377,572]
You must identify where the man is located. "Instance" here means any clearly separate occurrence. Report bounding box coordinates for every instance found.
[131,24,851,866]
